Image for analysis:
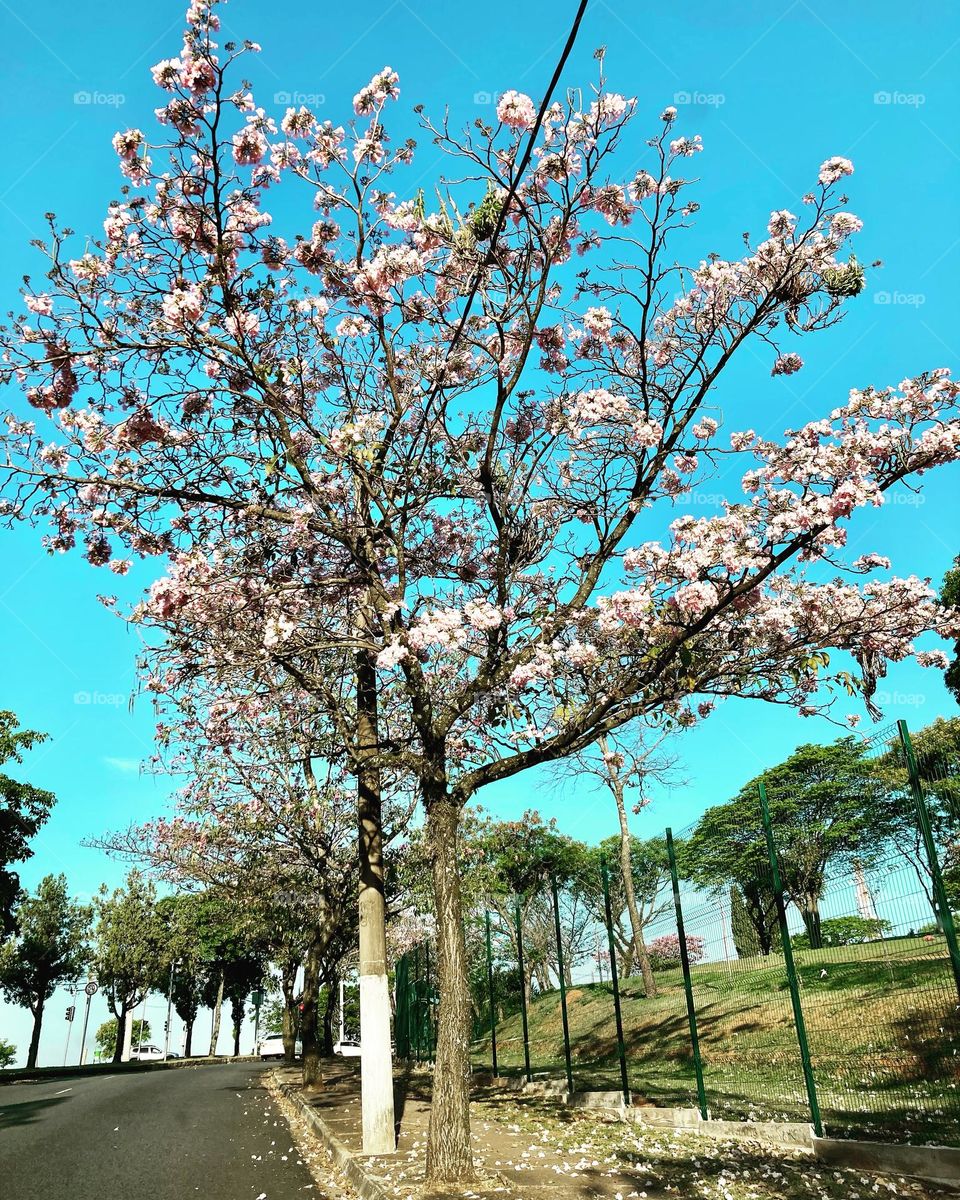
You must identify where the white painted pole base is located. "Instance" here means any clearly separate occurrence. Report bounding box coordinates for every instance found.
[360,972,396,1154]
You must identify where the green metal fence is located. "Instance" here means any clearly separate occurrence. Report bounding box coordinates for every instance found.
[394,719,960,1145]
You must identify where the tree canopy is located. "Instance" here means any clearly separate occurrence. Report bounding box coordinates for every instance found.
[0,712,55,936]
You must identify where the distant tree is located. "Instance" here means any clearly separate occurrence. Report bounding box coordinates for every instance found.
[559,730,680,999]
[684,739,886,949]
[578,834,671,997]
[791,915,890,949]
[647,933,705,970]
[95,1018,150,1060]
[0,1038,16,1068]
[941,557,960,705]
[872,716,960,916]
[93,871,167,1063]
[224,953,266,1057]
[0,874,91,1067]
[729,885,759,958]
[260,997,286,1037]
[0,712,56,936]
[728,881,781,958]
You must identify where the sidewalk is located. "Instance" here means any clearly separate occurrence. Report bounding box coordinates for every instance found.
[272,1062,950,1200]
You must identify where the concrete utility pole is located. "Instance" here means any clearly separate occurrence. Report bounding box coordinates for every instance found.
[78,979,98,1066]
[164,960,178,1060]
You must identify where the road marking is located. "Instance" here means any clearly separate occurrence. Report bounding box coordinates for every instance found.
[54,1088,72,1095]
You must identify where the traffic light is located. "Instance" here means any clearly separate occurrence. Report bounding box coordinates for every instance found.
[65,1006,75,1022]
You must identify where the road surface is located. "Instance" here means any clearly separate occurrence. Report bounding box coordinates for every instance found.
[0,1061,328,1199]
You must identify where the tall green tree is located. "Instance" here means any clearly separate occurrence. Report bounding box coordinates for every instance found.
[95,1018,150,1060]
[684,739,887,949]
[941,557,960,705]
[873,716,960,914]
[224,953,266,1057]
[93,871,167,1063]
[0,712,56,936]
[0,874,91,1067]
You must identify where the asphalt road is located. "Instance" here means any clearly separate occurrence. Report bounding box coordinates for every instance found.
[0,1062,327,1200]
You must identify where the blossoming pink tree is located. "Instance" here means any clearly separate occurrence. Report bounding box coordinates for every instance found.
[93,689,384,1086]
[1,0,958,1180]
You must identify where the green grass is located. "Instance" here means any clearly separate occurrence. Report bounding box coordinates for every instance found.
[470,937,960,1145]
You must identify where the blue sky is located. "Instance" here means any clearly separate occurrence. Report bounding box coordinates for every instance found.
[0,0,958,1063]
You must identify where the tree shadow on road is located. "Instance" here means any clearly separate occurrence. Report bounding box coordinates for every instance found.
[0,1095,70,1129]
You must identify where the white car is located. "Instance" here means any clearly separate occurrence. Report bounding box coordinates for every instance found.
[258,1034,301,1060]
[334,1039,361,1057]
[128,1044,165,1061]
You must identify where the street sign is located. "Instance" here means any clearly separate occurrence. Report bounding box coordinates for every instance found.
[84,981,99,997]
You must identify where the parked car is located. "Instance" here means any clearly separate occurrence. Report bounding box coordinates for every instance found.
[258,1034,285,1059]
[334,1039,361,1057]
[258,1034,302,1060]
[128,1044,165,1061]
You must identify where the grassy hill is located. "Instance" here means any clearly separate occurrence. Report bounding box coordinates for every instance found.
[470,935,960,1145]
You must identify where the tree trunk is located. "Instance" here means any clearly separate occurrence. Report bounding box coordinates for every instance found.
[281,957,298,1062]
[356,640,396,1153]
[208,970,224,1056]
[425,789,475,1185]
[184,1018,194,1058]
[322,973,338,1057]
[231,998,243,1057]
[302,934,323,1090]
[611,769,657,998]
[801,899,823,949]
[112,1005,128,1065]
[26,995,45,1069]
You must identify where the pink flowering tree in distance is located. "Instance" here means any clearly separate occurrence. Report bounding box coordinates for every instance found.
[1,0,959,1180]
[90,686,409,1087]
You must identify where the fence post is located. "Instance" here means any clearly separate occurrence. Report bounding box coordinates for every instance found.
[758,781,823,1137]
[412,940,420,1065]
[514,900,533,1082]
[665,827,708,1120]
[898,719,960,1000]
[395,952,409,1060]
[485,910,499,1076]
[551,876,575,1095]
[425,941,434,1063]
[600,852,630,1106]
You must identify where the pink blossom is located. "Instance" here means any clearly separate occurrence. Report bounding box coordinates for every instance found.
[150,58,182,89]
[232,127,268,166]
[673,579,719,618]
[24,294,53,316]
[112,129,144,161]
[818,156,854,186]
[353,67,400,116]
[772,353,803,376]
[161,284,205,329]
[497,90,537,131]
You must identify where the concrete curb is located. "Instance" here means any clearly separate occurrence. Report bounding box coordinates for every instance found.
[0,1054,261,1086]
[813,1135,960,1189]
[274,1077,391,1200]
[476,1076,959,1187]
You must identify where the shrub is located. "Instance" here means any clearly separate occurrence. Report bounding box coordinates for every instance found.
[648,933,706,970]
[792,915,890,949]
